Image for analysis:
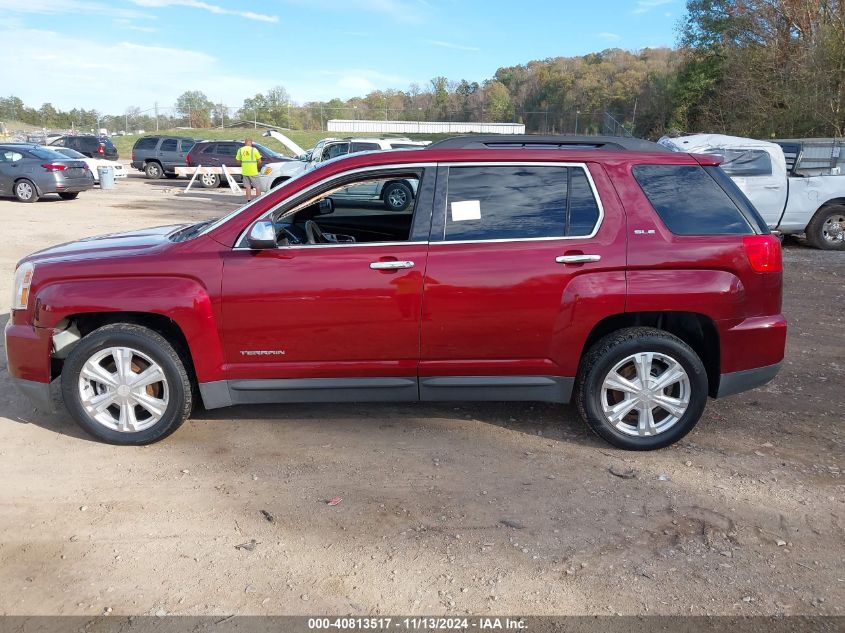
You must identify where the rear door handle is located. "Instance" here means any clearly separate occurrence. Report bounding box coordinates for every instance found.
[370,260,414,270]
[556,254,601,264]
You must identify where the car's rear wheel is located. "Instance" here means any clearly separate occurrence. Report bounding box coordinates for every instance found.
[164,172,179,179]
[14,179,38,203]
[61,324,193,445]
[575,327,708,450]
[144,161,163,179]
[199,173,220,188]
[382,181,413,211]
[59,192,79,200]
[805,204,845,250]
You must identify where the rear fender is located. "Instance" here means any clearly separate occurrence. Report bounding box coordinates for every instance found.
[33,277,225,383]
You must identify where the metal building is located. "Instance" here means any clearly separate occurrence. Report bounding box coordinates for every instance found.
[326,119,526,135]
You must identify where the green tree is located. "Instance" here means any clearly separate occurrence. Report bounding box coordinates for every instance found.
[175,90,213,128]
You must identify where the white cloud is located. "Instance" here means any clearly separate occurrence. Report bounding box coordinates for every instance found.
[113,19,159,33]
[283,0,428,24]
[0,0,154,20]
[633,0,674,14]
[426,39,480,52]
[316,68,410,99]
[598,32,621,41]
[0,27,266,113]
[131,0,278,23]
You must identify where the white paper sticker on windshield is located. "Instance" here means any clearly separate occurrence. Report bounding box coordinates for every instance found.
[451,200,481,221]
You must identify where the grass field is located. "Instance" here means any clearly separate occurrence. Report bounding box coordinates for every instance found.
[110,128,447,157]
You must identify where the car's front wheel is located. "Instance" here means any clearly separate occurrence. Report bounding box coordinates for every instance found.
[14,179,38,203]
[575,327,708,450]
[61,324,193,445]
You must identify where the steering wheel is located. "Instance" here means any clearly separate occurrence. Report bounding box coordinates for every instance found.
[304,220,329,244]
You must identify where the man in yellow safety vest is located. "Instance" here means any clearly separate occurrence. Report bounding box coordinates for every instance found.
[235,138,262,201]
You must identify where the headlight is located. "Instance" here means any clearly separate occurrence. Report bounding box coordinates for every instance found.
[12,262,34,311]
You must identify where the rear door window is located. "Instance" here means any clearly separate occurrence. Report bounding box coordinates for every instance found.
[160,139,178,152]
[633,164,754,235]
[442,165,602,241]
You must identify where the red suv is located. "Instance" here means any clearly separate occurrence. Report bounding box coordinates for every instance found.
[5,135,786,450]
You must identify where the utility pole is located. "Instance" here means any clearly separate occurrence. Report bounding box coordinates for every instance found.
[125,113,128,133]
[220,102,224,129]
[155,101,159,132]
[575,109,580,135]
[320,103,324,131]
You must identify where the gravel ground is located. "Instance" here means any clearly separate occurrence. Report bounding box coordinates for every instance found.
[0,172,842,616]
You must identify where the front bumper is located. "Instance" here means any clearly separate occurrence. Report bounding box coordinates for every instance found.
[5,321,54,411]
[9,377,54,412]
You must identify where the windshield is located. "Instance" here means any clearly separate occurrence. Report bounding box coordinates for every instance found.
[254,143,288,160]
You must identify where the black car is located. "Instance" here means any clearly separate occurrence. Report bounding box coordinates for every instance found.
[131,135,196,179]
[49,135,118,161]
[185,140,290,187]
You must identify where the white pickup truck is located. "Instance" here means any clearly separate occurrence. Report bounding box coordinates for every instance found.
[659,134,845,250]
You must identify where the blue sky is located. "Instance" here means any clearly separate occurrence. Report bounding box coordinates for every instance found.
[0,0,683,114]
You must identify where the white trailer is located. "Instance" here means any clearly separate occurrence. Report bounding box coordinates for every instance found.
[659,134,845,250]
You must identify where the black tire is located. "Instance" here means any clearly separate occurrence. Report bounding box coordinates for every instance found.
[58,192,79,200]
[575,327,708,450]
[61,323,193,445]
[805,204,845,250]
[271,177,289,189]
[199,173,220,188]
[382,181,413,212]
[164,172,179,179]
[144,161,164,179]
[14,179,38,203]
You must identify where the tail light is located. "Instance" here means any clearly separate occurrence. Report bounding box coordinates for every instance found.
[186,154,192,166]
[743,235,782,273]
[42,163,67,171]
[97,145,105,155]
[132,151,136,161]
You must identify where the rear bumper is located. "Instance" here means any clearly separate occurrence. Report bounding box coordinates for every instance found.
[131,161,144,170]
[716,362,781,398]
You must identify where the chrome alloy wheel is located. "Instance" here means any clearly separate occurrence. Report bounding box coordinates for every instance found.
[387,187,408,208]
[600,352,691,437]
[15,181,34,200]
[200,173,218,187]
[822,213,845,244]
[78,347,169,433]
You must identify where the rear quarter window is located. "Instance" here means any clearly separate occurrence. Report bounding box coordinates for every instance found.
[134,137,158,151]
[633,164,754,236]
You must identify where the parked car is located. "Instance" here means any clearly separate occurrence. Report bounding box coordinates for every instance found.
[48,146,126,183]
[258,136,430,210]
[130,135,196,179]
[659,134,845,250]
[185,140,291,188]
[49,135,118,160]
[5,135,786,449]
[0,143,94,202]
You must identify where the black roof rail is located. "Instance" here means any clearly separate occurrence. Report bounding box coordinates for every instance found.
[426,134,666,152]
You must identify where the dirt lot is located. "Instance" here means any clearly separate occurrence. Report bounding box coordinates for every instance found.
[0,172,842,617]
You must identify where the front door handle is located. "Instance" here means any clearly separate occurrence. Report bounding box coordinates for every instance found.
[556,254,602,264]
[370,260,414,270]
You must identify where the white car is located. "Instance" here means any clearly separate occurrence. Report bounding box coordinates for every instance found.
[659,133,845,250]
[47,146,126,183]
[257,133,429,209]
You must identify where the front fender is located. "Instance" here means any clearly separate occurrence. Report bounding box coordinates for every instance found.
[33,276,226,383]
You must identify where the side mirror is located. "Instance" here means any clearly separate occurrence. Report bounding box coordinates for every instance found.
[317,198,334,215]
[247,221,277,249]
